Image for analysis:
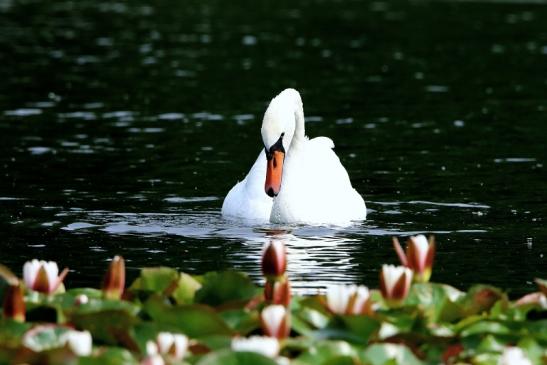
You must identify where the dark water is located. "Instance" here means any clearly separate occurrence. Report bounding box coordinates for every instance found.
[0,0,545,296]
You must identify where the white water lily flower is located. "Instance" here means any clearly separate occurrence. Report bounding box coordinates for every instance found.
[380,265,413,306]
[498,347,532,365]
[349,285,370,315]
[326,284,353,314]
[59,330,92,356]
[326,284,370,315]
[155,332,188,360]
[231,336,280,358]
[23,259,68,294]
[261,305,289,339]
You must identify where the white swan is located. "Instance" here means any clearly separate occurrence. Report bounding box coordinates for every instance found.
[221,88,366,225]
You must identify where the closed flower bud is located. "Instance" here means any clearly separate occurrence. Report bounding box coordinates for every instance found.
[23,259,68,294]
[102,256,125,300]
[261,305,290,339]
[2,283,25,322]
[380,265,413,307]
[261,241,287,278]
[393,235,435,282]
[231,336,280,358]
[264,278,291,306]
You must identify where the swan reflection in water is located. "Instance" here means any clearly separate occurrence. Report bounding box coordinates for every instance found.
[228,229,364,295]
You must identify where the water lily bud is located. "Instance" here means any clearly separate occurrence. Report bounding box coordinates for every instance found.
[393,235,435,282]
[498,347,532,365]
[326,284,371,315]
[23,259,68,294]
[2,283,25,322]
[102,256,125,300]
[261,241,287,278]
[59,330,93,356]
[231,336,280,358]
[535,278,547,296]
[261,304,290,339]
[379,264,413,307]
[264,278,291,306]
[155,332,188,360]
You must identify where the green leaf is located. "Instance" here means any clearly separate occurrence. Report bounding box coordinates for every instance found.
[172,273,202,305]
[130,267,179,294]
[361,343,425,365]
[295,341,360,365]
[21,325,71,352]
[219,309,259,335]
[144,296,232,338]
[79,347,139,365]
[0,319,32,348]
[407,283,464,323]
[67,299,140,345]
[196,349,278,365]
[195,271,258,307]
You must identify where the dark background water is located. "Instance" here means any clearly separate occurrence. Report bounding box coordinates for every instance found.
[0,0,545,296]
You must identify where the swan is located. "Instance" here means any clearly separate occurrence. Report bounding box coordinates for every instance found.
[221,88,366,225]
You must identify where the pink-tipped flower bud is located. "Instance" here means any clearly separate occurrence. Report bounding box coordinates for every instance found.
[379,264,413,307]
[260,304,290,339]
[2,283,25,322]
[261,241,287,278]
[264,278,291,306]
[23,259,68,294]
[102,256,125,300]
[393,235,435,283]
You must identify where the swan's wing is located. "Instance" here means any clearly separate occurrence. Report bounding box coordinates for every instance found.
[308,136,334,150]
[221,149,272,221]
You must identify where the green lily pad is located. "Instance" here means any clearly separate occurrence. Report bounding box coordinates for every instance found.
[196,349,278,365]
[361,343,425,365]
[195,271,259,307]
[144,295,232,337]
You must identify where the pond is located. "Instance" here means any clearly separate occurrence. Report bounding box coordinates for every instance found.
[0,0,545,296]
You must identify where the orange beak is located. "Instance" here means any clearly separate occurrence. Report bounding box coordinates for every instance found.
[265,150,285,197]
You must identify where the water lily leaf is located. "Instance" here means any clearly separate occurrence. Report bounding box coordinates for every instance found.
[407,283,464,323]
[79,347,139,365]
[295,340,360,365]
[130,267,179,294]
[292,296,330,333]
[195,271,259,307]
[219,308,259,335]
[361,343,424,365]
[476,334,506,352]
[460,285,507,316]
[144,296,232,337]
[21,325,71,352]
[172,273,202,305]
[0,319,32,347]
[67,300,140,345]
[196,349,278,365]
[339,315,380,343]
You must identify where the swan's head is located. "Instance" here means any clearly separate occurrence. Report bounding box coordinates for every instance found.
[261,89,301,197]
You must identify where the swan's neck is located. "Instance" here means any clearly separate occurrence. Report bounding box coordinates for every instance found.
[290,101,306,150]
